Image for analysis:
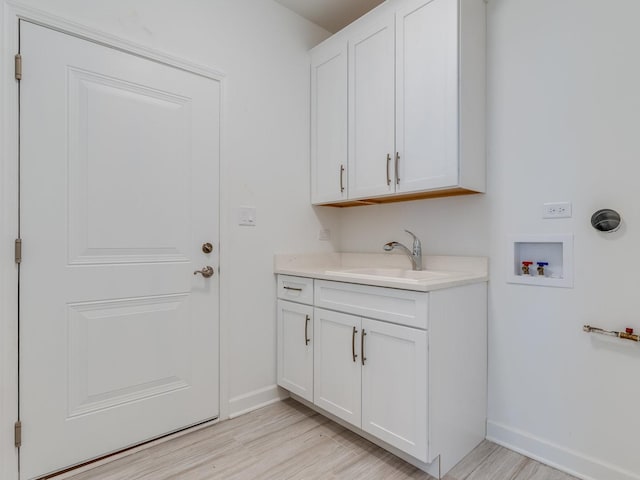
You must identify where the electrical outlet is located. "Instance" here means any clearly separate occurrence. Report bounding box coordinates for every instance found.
[318,228,331,241]
[543,202,572,219]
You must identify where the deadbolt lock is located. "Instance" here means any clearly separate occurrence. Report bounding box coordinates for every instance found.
[202,242,213,254]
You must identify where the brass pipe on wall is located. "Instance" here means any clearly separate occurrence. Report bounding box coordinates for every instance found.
[583,325,640,343]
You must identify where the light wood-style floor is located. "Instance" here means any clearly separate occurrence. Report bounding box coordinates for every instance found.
[62,399,578,480]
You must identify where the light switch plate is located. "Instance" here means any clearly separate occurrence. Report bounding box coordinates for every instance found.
[238,206,256,226]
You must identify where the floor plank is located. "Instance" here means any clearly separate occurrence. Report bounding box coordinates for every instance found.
[60,399,578,480]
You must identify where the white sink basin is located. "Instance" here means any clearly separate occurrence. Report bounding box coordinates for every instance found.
[325,267,459,283]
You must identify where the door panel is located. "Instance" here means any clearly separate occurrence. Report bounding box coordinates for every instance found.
[348,13,395,199]
[67,68,192,264]
[313,308,361,427]
[311,38,348,204]
[20,22,220,479]
[361,318,428,462]
[396,0,459,192]
[277,300,314,401]
[67,295,192,418]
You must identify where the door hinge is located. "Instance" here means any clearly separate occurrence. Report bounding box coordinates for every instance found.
[15,238,22,264]
[14,53,22,81]
[14,421,22,448]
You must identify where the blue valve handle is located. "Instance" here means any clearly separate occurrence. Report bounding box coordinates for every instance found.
[537,262,549,267]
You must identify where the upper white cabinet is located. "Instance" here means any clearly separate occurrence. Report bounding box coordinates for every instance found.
[348,11,396,199]
[310,37,348,204]
[396,0,458,193]
[310,0,486,206]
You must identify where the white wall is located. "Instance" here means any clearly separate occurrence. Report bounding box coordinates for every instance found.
[337,1,640,479]
[337,194,491,256]
[0,3,336,474]
[486,2,640,479]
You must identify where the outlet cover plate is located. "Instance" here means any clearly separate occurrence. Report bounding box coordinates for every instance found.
[543,202,572,219]
[318,228,331,241]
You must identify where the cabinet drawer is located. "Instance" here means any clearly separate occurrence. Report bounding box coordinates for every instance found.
[277,275,314,305]
[314,280,427,329]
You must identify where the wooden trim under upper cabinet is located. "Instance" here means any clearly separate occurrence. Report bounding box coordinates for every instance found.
[315,187,484,207]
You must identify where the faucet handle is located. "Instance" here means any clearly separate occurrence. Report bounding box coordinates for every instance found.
[404,230,420,248]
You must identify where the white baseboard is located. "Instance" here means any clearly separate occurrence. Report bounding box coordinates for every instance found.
[487,421,640,480]
[228,385,289,419]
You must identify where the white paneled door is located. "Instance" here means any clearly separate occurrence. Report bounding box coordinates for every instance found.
[19,22,220,479]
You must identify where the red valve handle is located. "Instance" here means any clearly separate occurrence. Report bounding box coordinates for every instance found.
[522,261,533,266]
[626,328,634,334]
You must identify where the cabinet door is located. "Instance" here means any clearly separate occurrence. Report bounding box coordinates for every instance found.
[361,318,428,462]
[348,13,396,199]
[395,0,459,193]
[313,308,361,428]
[277,300,313,402]
[311,38,348,204]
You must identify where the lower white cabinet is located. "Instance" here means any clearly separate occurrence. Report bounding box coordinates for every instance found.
[276,300,313,402]
[360,317,428,461]
[276,275,487,476]
[314,307,428,461]
[313,309,362,427]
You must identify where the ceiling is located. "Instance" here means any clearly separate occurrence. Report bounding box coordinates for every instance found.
[274,0,385,33]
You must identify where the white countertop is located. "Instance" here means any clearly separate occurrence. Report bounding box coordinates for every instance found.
[274,253,488,292]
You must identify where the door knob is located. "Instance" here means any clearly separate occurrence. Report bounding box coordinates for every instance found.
[194,266,214,278]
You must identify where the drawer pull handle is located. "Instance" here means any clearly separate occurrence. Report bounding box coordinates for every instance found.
[283,285,303,292]
[305,315,311,346]
[395,152,400,185]
[361,329,367,366]
[351,326,358,363]
[340,164,345,193]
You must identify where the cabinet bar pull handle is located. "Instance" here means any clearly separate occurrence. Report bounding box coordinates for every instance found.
[386,154,391,186]
[361,329,367,366]
[395,152,400,184]
[304,315,310,345]
[340,164,345,193]
[283,285,303,292]
[352,326,358,362]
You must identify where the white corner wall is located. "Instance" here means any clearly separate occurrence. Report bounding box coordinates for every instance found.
[0,0,339,464]
[337,1,640,479]
[486,1,640,479]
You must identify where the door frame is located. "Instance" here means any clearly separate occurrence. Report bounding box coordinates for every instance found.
[0,3,228,479]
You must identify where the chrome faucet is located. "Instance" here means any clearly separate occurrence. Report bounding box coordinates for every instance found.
[383,230,423,271]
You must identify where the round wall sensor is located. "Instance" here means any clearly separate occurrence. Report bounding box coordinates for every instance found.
[590,209,621,233]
